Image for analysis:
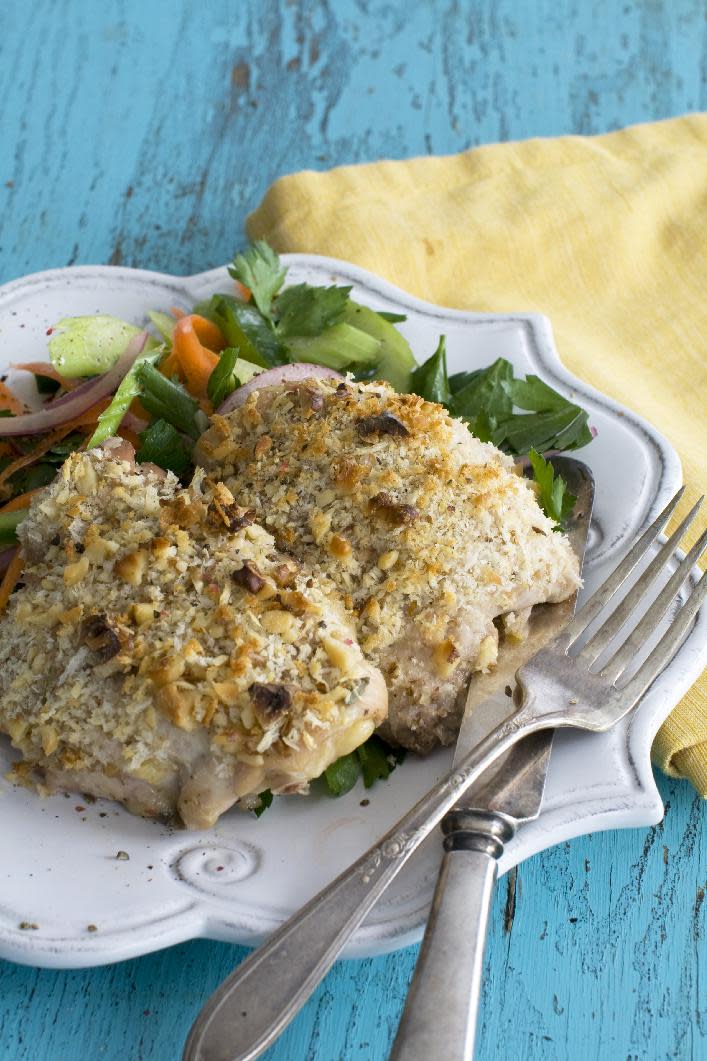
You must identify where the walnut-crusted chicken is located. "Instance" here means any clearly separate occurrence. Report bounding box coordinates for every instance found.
[0,441,386,827]
[196,378,580,753]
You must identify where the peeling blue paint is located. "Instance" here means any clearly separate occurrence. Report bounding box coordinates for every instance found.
[0,2,705,1058]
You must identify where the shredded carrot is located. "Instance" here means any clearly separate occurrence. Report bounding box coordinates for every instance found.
[189,314,227,351]
[0,549,23,613]
[170,307,186,320]
[0,428,75,489]
[234,279,251,302]
[10,362,77,390]
[172,315,224,398]
[0,381,25,416]
[0,400,109,490]
[0,490,40,515]
[159,349,181,379]
[129,397,151,422]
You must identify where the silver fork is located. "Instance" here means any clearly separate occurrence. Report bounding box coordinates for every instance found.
[183,489,706,1061]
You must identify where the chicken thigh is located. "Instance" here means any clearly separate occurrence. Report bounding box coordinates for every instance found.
[0,440,386,827]
[197,378,580,752]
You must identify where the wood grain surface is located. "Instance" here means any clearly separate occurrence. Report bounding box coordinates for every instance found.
[0,2,705,1059]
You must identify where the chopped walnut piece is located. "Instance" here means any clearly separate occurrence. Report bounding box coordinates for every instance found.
[368,492,419,525]
[114,550,147,586]
[232,561,265,594]
[377,549,399,571]
[155,683,199,731]
[254,435,273,458]
[208,484,257,533]
[81,614,123,661]
[159,493,206,529]
[331,456,372,494]
[433,638,460,678]
[249,682,292,715]
[63,554,89,586]
[328,534,352,558]
[279,589,318,614]
[272,562,299,587]
[289,385,325,414]
[356,412,409,440]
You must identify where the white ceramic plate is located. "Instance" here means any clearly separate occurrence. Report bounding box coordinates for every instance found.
[1,256,705,970]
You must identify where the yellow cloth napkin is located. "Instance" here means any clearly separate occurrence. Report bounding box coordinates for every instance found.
[247,114,707,796]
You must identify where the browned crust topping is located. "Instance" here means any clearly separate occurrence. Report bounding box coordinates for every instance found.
[0,447,386,809]
[195,377,580,752]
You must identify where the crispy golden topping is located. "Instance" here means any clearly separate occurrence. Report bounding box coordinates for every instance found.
[0,446,387,822]
[196,377,580,751]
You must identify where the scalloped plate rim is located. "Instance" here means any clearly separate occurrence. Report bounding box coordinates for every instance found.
[0,255,703,969]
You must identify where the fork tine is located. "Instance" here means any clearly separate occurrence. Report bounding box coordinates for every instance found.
[600,527,707,684]
[562,488,685,648]
[620,568,707,704]
[578,496,704,663]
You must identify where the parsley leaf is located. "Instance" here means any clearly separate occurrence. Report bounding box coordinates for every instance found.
[497,406,592,455]
[275,284,352,338]
[322,736,406,797]
[357,736,406,789]
[409,336,452,406]
[136,363,204,440]
[528,449,576,527]
[41,432,86,463]
[453,358,514,421]
[228,241,287,323]
[207,347,241,406]
[35,373,61,396]
[505,374,574,412]
[416,354,593,457]
[7,462,56,496]
[323,753,361,797]
[135,420,191,476]
[253,789,273,818]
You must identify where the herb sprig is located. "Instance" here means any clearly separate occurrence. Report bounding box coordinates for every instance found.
[410,337,592,524]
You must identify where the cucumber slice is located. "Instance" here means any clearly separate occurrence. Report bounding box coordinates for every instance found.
[194,294,287,368]
[148,311,177,345]
[342,303,417,391]
[285,323,381,370]
[233,357,263,384]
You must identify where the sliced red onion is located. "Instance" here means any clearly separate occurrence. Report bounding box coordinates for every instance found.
[0,332,148,437]
[0,546,19,578]
[44,374,104,408]
[217,364,343,415]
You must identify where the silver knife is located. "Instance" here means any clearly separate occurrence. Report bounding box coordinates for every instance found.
[390,457,595,1061]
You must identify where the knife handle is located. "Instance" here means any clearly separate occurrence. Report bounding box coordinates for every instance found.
[390,811,515,1061]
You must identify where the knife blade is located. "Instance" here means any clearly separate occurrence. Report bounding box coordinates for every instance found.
[390,457,594,1061]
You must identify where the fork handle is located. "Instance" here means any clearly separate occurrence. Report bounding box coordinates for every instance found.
[389,812,515,1061]
[182,710,541,1061]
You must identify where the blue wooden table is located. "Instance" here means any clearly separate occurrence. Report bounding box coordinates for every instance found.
[1,2,705,1058]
